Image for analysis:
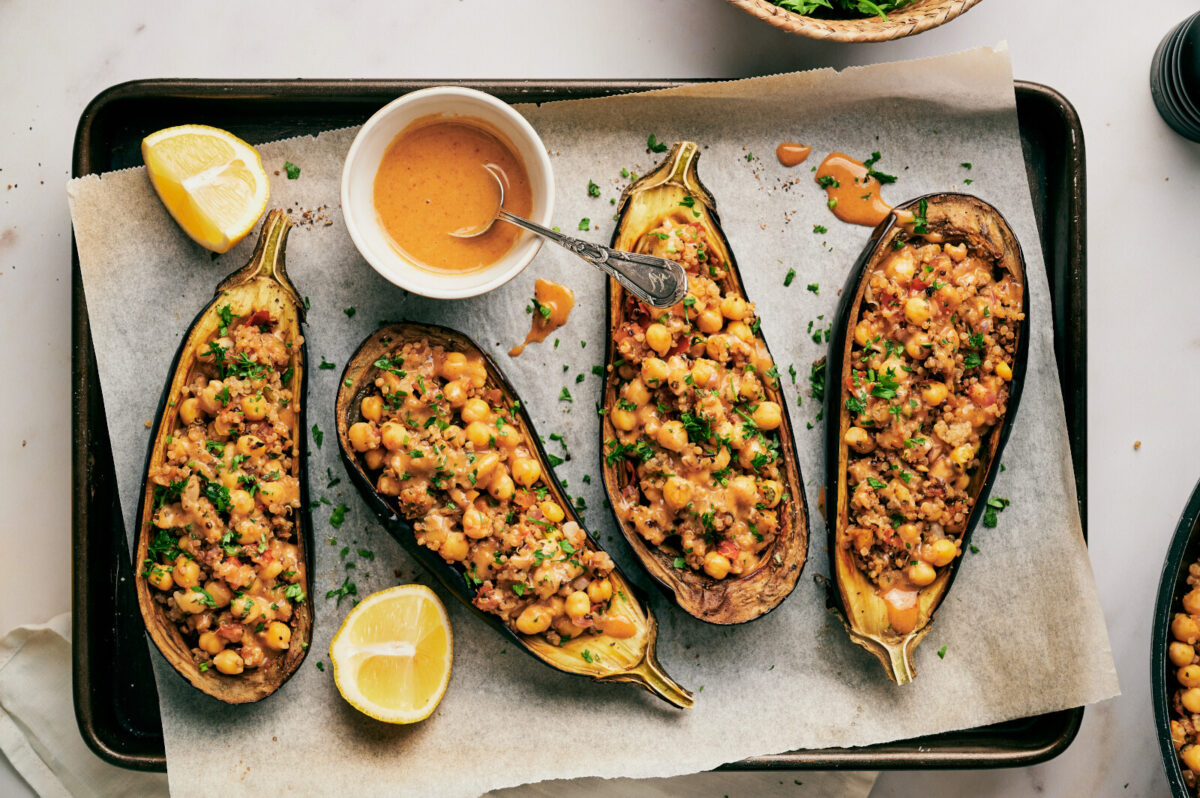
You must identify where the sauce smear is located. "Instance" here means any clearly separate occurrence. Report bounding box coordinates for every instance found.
[881,587,919,635]
[775,142,812,167]
[510,279,574,356]
[815,152,892,227]
[373,116,532,274]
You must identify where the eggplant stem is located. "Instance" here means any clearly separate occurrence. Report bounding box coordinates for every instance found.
[624,655,695,709]
[664,141,699,186]
[883,637,918,686]
[216,209,303,317]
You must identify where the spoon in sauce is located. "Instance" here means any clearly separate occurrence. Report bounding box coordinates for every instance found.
[452,165,688,309]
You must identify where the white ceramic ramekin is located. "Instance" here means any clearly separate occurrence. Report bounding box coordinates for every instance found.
[341,86,554,300]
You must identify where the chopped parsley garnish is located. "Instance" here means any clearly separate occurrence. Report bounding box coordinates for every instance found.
[647,134,668,153]
[866,477,887,490]
[982,496,1010,528]
[216,305,235,337]
[813,224,828,234]
[862,151,897,184]
[312,424,324,448]
[343,307,356,318]
[912,198,929,234]
[318,357,336,370]
[284,584,307,603]
[578,218,590,231]
[784,268,796,287]
[559,387,573,403]
[587,179,601,197]
[806,283,819,295]
[283,161,301,179]
[325,575,357,604]
[672,556,686,570]
[937,645,947,659]
[330,503,347,528]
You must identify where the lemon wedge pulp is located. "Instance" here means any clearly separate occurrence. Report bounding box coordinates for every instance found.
[141,124,269,254]
[329,584,453,724]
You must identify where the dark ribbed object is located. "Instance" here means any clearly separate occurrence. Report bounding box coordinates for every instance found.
[1151,11,1200,142]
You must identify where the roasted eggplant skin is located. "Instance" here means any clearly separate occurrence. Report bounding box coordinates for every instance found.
[824,193,1029,683]
[336,322,692,709]
[134,210,313,703]
[601,141,809,625]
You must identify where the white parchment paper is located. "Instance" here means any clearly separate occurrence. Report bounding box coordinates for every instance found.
[68,47,1118,798]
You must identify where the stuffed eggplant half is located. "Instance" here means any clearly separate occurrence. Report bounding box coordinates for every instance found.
[600,141,808,625]
[336,323,692,709]
[135,210,313,703]
[825,194,1028,683]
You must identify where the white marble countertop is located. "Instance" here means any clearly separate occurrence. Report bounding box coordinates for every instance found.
[2,0,1198,795]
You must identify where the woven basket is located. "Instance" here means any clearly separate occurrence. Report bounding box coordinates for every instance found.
[725,0,982,42]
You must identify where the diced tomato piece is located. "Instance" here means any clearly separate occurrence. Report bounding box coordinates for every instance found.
[245,309,271,327]
[717,539,739,558]
[217,623,244,641]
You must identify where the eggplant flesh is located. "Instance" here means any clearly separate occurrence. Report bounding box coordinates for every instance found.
[335,323,692,709]
[825,194,1029,683]
[600,141,809,625]
[135,210,313,703]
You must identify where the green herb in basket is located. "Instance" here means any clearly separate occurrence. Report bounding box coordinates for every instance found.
[774,0,914,19]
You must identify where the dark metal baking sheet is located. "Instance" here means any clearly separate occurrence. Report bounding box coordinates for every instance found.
[71,79,1087,772]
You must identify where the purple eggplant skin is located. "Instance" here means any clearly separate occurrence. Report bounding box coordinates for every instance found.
[824,193,1029,684]
[335,322,693,709]
[134,210,314,704]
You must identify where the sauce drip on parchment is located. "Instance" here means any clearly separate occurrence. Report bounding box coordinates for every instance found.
[815,152,893,227]
[509,279,574,357]
[775,142,812,167]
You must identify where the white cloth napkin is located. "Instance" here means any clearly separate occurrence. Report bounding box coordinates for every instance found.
[0,614,877,797]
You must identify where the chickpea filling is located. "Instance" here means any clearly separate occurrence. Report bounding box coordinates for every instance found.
[840,235,1022,598]
[606,215,787,581]
[1171,568,1200,791]
[143,307,306,676]
[346,339,636,646]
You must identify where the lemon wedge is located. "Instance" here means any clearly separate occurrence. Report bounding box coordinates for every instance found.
[141,124,270,254]
[329,584,453,724]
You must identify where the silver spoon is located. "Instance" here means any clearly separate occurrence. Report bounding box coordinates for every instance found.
[452,164,688,309]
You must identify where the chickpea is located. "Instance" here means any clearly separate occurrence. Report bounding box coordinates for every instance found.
[656,420,687,452]
[236,435,266,457]
[905,296,932,325]
[720,295,748,320]
[703,551,731,580]
[198,631,225,655]
[461,397,491,424]
[897,523,922,546]
[1181,664,1200,689]
[539,501,565,523]
[844,426,874,454]
[380,421,406,451]
[944,242,967,262]
[884,248,916,282]
[257,480,286,507]
[231,595,264,624]
[553,615,588,639]
[512,457,541,488]
[465,421,492,449]
[587,578,614,604]
[760,480,783,509]
[260,559,284,582]
[146,564,173,591]
[641,357,669,386]
[929,538,957,567]
[1186,590,1200,616]
[565,590,591,620]
[348,422,379,453]
[262,621,292,651]
[472,452,501,489]
[377,474,402,496]
[752,401,782,430]
[173,556,201,589]
[205,580,232,608]
[905,332,930,360]
[212,649,244,676]
[515,604,552,635]
[493,425,519,450]
[690,359,715,389]
[462,507,489,539]
[1171,641,1196,668]
[174,588,208,614]
[229,489,254,515]
[623,378,650,407]
[950,444,975,466]
[662,476,692,511]
[727,321,753,342]
[441,532,469,562]
[241,394,267,421]
[696,309,723,334]
[1184,745,1200,774]
[360,395,384,423]
[730,475,758,505]
[442,424,465,447]
[198,380,226,415]
[705,334,732,362]
[440,351,468,380]
[854,320,876,347]
[179,397,202,425]
[489,473,515,501]
[645,323,672,356]
[710,446,731,472]
[1185,689,1200,715]
[921,382,949,405]
[611,408,636,431]
[907,561,937,587]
